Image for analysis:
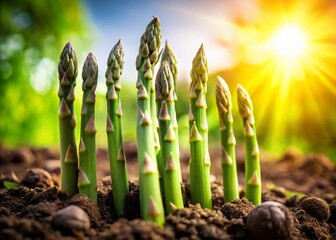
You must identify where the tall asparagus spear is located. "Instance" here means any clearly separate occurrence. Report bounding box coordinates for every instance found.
[189,44,212,209]
[155,60,184,214]
[159,41,181,183]
[106,40,129,216]
[135,17,164,225]
[78,52,98,202]
[58,42,79,197]
[237,84,261,205]
[215,76,239,202]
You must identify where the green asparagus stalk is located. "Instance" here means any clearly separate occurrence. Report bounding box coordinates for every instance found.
[160,41,180,173]
[161,41,178,101]
[155,60,184,214]
[215,76,239,202]
[159,41,181,183]
[78,52,98,202]
[188,44,212,209]
[58,42,79,197]
[135,17,164,225]
[237,84,261,205]
[106,40,129,216]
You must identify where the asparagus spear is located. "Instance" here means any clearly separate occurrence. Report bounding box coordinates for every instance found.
[159,41,181,183]
[160,41,180,172]
[136,17,164,225]
[155,60,184,214]
[58,42,79,197]
[78,52,98,203]
[188,44,212,209]
[237,84,261,205]
[106,40,129,216]
[215,76,239,202]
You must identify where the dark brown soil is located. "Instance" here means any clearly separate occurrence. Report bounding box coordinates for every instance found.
[0,143,335,239]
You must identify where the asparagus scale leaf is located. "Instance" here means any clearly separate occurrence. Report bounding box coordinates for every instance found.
[215,76,239,202]
[237,84,261,205]
[188,44,212,209]
[78,52,98,202]
[136,17,165,225]
[58,42,79,197]
[106,40,129,216]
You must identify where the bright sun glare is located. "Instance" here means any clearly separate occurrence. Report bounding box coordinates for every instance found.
[270,25,307,60]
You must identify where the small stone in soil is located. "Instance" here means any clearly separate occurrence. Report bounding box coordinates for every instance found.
[246,201,293,240]
[52,205,90,234]
[299,197,330,222]
[21,168,54,189]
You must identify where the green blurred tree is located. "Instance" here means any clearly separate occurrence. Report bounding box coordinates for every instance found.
[0,0,88,146]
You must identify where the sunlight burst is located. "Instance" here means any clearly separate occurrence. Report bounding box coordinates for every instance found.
[270,25,307,60]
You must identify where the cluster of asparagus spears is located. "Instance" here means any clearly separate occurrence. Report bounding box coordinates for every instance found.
[57,16,261,226]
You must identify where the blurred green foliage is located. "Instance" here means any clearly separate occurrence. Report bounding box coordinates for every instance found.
[0,0,88,146]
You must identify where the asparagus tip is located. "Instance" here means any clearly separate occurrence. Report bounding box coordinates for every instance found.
[237,84,254,123]
[216,76,231,115]
[87,52,94,58]
[65,42,72,49]
[200,43,204,51]
[152,16,159,23]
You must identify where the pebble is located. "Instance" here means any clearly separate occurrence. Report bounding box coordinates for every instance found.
[299,197,330,221]
[21,168,54,189]
[246,201,293,240]
[52,205,90,233]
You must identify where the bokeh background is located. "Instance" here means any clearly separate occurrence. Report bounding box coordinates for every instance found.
[1,0,335,160]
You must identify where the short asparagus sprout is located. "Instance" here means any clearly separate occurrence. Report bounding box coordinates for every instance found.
[237,84,261,205]
[106,40,129,216]
[136,16,165,225]
[155,60,184,214]
[188,44,212,209]
[215,76,239,202]
[58,42,79,197]
[78,52,98,202]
